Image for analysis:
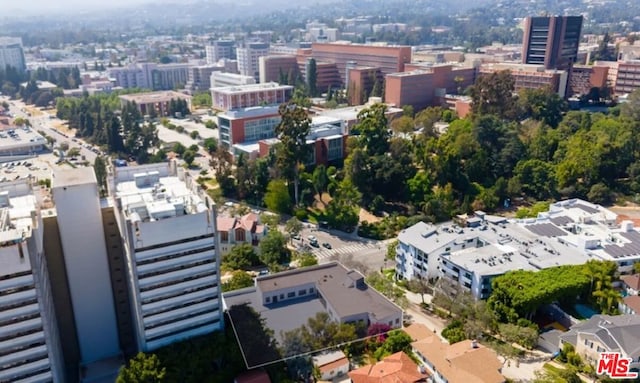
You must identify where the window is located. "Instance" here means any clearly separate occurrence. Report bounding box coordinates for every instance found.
[287,292,295,298]
[280,294,284,300]
[395,318,400,324]
[326,137,343,161]
[266,297,271,303]
[220,231,229,242]
[309,288,314,293]
[299,289,306,296]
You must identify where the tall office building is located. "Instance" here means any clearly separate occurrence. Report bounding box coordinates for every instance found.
[237,42,270,81]
[205,40,235,64]
[0,180,65,382]
[522,15,583,70]
[110,162,223,352]
[0,37,26,72]
[51,169,121,371]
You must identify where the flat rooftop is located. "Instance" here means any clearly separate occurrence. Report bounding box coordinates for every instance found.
[0,126,47,151]
[315,104,403,122]
[212,82,293,94]
[0,180,38,275]
[119,91,191,104]
[218,105,281,119]
[114,164,204,223]
[52,167,97,188]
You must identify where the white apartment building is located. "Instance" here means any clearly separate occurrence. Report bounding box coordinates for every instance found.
[397,199,640,300]
[0,37,26,72]
[0,180,64,382]
[211,82,293,111]
[51,168,121,366]
[210,72,256,88]
[186,64,223,92]
[237,42,270,81]
[111,162,223,352]
[109,63,190,91]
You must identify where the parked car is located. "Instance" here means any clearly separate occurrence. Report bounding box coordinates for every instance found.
[322,242,332,249]
[292,234,301,240]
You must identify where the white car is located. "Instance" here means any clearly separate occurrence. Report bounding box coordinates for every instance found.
[307,235,317,242]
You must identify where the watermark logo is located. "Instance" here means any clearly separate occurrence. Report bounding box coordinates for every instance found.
[597,352,638,379]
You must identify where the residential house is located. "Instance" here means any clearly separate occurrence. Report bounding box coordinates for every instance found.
[348,351,428,383]
[621,274,640,296]
[217,212,266,256]
[559,314,640,371]
[411,337,504,383]
[620,296,640,315]
[312,350,350,381]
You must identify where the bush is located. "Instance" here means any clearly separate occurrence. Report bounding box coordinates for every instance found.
[442,320,466,343]
[294,208,308,220]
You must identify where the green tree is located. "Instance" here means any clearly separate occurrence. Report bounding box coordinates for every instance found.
[325,178,361,231]
[307,58,318,97]
[203,137,217,153]
[354,103,390,156]
[94,156,107,197]
[312,165,329,204]
[264,180,293,214]
[296,252,318,267]
[222,270,254,292]
[284,217,303,242]
[390,115,415,134]
[275,103,312,206]
[182,150,196,167]
[518,87,567,128]
[469,70,516,120]
[224,243,259,270]
[373,330,412,360]
[117,352,166,383]
[259,230,290,270]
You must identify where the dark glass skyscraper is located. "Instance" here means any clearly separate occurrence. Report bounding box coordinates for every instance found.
[522,16,583,70]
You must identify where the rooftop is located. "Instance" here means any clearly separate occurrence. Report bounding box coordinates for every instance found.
[119,91,191,104]
[113,163,205,223]
[621,274,640,291]
[212,82,293,94]
[348,351,427,383]
[218,105,281,119]
[0,180,38,276]
[52,167,97,188]
[412,339,504,383]
[315,104,403,123]
[0,126,47,151]
[560,315,640,357]
[622,295,640,314]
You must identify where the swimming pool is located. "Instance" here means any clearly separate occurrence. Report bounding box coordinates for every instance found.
[574,303,598,319]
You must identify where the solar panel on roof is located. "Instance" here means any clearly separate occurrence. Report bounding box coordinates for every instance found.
[525,223,567,237]
[574,204,599,214]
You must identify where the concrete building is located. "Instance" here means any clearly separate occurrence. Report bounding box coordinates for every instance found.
[119,91,192,117]
[258,55,299,84]
[385,64,476,111]
[224,261,403,345]
[211,82,293,111]
[613,60,640,95]
[217,105,281,148]
[0,37,26,72]
[312,351,349,381]
[210,72,256,88]
[216,212,266,256]
[0,126,47,159]
[397,199,640,300]
[237,42,270,81]
[559,315,640,371]
[0,180,65,383]
[568,64,609,96]
[186,64,223,92]
[347,66,383,105]
[311,42,412,86]
[257,123,347,166]
[110,162,223,351]
[206,40,235,64]
[312,101,403,133]
[51,168,121,369]
[522,15,583,70]
[479,63,569,97]
[108,63,189,91]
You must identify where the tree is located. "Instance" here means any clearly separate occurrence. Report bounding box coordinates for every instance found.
[94,156,107,197]
[224,243,259,270]
[117,352,166,383]
[203,137,217,154]
[264,180,293,214]
[390,115,415,134]
[296,252,318,267]
[355,103,390,156]
[223,270,254,292]
[259,230,290,270]
[373,330,412,360]
[325,178,361,231]
[275,103,311,206]
[284,217,303,242]
[469,70,517,120]
[312,165,329,203]
[518,87,567,128]
[498,323,538,349]
[634,262,640,274]
[182,150,196,167]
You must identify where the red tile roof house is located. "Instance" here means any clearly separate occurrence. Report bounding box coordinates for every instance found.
[621,274,640,296]
[217,212,267,255]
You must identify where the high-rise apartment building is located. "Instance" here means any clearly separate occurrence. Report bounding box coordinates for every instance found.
[109,63,190,90]
[51,168,121,368]
[237,42,270,81]
[0,37,26,72]
[110,162,223,352]
[522,16,583,70]
[0,180,65,382]
[205,40,235,64]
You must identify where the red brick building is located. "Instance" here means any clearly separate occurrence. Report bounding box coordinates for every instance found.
[348,66,383,105]
[568,64,609,96]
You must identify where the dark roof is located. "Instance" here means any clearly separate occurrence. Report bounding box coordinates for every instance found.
[603,232,640,258]
[575,203,599,214]
[524,223,567,237]
[550,216,574,226]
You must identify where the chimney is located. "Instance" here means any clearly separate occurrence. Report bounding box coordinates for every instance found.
[471,339,478,349]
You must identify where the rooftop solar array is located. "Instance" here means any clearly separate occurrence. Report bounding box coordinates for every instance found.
[604,231,640,258]
[524,223,567,237]
[575,203,599,214]
[550,215,574,226]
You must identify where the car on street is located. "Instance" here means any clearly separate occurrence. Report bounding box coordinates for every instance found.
[310,241,320,248]
[292,234,301,240]
[322,242,332,249]
[307,235,317,242]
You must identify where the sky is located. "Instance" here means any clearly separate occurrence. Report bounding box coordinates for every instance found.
[0,0,159,14]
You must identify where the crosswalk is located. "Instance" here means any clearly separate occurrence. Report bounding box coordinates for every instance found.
[313,241,386,260]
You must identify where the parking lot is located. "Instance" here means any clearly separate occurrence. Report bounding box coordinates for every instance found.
[0,152,76,184]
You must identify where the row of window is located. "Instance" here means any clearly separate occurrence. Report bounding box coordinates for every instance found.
[265,287,315,303]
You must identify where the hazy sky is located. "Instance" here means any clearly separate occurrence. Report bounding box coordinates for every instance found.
[0,0,158,13]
